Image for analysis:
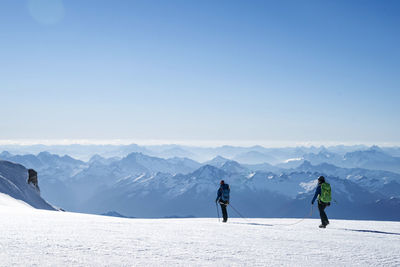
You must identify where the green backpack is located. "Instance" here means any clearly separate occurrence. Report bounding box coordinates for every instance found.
[319,183,331,203]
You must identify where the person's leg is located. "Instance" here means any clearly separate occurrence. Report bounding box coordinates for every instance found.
[318,201,324,225]
[318,201,328,226]
[225,202,228,222]
[220,202,228,222]
[325,203,329,225]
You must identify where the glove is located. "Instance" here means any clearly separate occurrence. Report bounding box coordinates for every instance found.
[311,200,314,205]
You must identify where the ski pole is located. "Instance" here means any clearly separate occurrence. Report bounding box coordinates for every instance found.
[216,202,220,222]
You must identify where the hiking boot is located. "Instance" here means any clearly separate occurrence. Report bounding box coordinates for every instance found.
[319,224,326,228]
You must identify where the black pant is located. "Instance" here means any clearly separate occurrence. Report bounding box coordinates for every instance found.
[219,200,228,222]
[318,200,330,226]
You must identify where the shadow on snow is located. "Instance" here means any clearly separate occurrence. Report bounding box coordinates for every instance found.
[230,222,273,227]
[341,228,400,236]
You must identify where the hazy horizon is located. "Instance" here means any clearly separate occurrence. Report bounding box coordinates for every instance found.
[0,138,399,148]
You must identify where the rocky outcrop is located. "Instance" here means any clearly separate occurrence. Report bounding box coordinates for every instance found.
[28,169,39,191]
[0,160,54,210]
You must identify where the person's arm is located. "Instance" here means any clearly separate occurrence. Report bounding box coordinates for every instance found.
[311,185,321,204]
[216,188,221,202]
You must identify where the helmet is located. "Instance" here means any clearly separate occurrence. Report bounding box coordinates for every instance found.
[318,176,325,183]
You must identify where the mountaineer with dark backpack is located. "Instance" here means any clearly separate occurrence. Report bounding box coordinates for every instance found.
[216,180,230,223]
[311,176,331,228]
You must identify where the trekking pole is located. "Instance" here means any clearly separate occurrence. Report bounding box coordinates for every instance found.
[216,202,220,222]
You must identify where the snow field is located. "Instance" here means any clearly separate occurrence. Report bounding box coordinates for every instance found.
[0,197,399,266]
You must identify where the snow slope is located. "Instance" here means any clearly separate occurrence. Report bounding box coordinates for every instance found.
[0,198,399,266]
[0,192,33,209]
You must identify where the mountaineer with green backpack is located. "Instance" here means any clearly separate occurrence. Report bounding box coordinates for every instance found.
[311,176,331,228]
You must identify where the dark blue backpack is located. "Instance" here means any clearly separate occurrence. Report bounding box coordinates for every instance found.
[221,184,230,201]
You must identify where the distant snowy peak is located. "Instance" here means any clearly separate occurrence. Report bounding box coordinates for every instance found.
[296,160,339,172]
[0,160,55,210]
[89,154,120,165]
[343,149,400,173]
[157,147,195,159]
[233,151,278,165]
[118,152,199,175]
[0,151,85,171]
[204,156,230,168]
[220,160,249,174]
[192,165,227,181]
[89,154,105,163]
[37,151,84,165]
[0,151,12,158]
[344,148,393,162]
[300,147,400,174]
[166,157,201,170]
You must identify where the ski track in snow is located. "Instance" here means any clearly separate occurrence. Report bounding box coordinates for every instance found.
[0,203,399,266]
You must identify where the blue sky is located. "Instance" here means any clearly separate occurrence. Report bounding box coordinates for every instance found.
[0,0,399,146]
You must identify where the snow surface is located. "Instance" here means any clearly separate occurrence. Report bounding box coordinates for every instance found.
[0,196,399,266]
[0,193,33,209]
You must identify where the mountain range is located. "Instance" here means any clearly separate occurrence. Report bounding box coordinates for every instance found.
[0,145,399,220]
